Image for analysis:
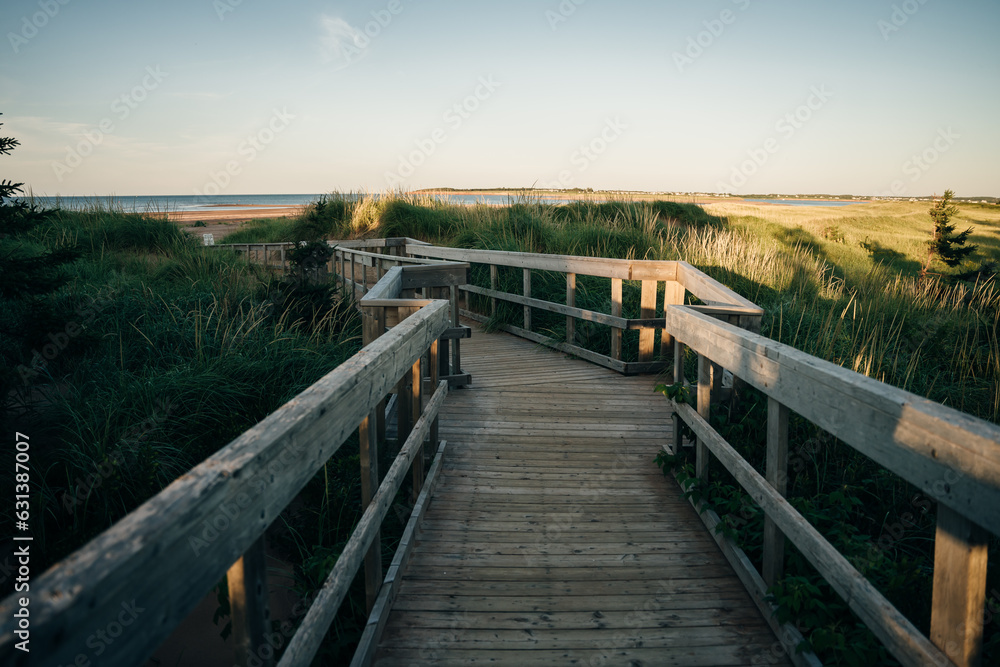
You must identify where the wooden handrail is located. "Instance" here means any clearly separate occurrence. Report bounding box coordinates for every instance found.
[666,305,1000,667]
[388,238,996,665]
[16,235,995,667]
[393,239,760,374]
[0,295,452,667]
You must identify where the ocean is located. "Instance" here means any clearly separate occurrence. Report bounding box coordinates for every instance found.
[26,192,605,212]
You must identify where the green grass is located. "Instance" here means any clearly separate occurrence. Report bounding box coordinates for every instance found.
[16,195,996,665]
[0,206,391,663]
[237,192,998,665]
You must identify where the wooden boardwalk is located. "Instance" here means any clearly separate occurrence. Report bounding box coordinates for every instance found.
[375,325,789,666]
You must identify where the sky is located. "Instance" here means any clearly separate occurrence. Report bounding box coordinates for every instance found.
[1,0,998,197]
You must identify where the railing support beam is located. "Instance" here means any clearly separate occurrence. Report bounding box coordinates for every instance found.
[611,278,623,361]
[638,280,657,362]
[359,411,381,614]
[763,397,790,589]
[228,536,272,667]
[566,272,576,344]
[931,505,988,667]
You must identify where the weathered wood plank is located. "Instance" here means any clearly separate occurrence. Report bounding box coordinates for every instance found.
[665,305,1000,537]
[522,268,531,331]
[374,322,788,666]
[359,410,381,614]
[763,397,790,588]
[638,279,658,362]
[406,244,680,281]
[930,505,988,667]
[661,279,685,357]
[351,440,448,667]
[228,535,272,667]
[674,401,951,667]
[0,301,451,667]
[565,272,576,344]
[460,310,626,373]
[696,353,712,480]
[611,277,623,361]
[278,380,449,667]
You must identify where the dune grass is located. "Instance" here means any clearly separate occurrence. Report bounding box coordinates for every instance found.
[14,194,995,664]
[228,192,1000,664]
[0,205,406,663]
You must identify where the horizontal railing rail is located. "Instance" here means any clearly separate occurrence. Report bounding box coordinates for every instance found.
[67,235,996,666]
[665,305,1000,667]
[0,269,455,667]
[403,242,762,375]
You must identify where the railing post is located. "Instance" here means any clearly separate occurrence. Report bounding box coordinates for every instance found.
[566,272,576,344]
[227,535,272,667]
[429,339,439,449]
[661,280,685,358]
[352,253,360,300]
[696,354,712,480]
[930,505,988,667]
[523,268,531,331]
[671,340,686,454]
[359,411,381,614]
[763,397,789,588]
[397,364,413,454]
[611,278,623,361]
[450,285,461,376]
[639,280,657,362]
[410,358,423,503]
[341,251,348,294]
[490,264,498,317]
[280,244,286,274]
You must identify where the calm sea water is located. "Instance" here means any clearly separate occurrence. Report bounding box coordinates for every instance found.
[27,193,862,212]
[743,198,866,207]
[27,192,606,212]
[29,194,324,213]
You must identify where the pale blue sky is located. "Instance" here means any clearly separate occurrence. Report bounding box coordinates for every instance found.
[2,0,997,196]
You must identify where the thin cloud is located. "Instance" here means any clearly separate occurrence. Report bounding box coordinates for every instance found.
[318,15,368,68]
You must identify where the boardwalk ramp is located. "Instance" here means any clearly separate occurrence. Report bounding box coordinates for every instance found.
[374,325,787,666]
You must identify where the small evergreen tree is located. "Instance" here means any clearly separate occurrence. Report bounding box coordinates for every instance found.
[921,190,976,277]
[0,114,80,405]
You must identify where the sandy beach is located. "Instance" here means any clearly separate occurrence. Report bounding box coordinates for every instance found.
[169,204,308,240]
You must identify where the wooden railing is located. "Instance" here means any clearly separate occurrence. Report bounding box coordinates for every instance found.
[0,264,460,667]
[403,242,764,375]
[330,239,1000,667]
[223,242,294,272]
[23,237,994,666]
[663,306,1000,667]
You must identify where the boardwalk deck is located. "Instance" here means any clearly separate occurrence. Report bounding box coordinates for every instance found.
[374,325,789,666]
